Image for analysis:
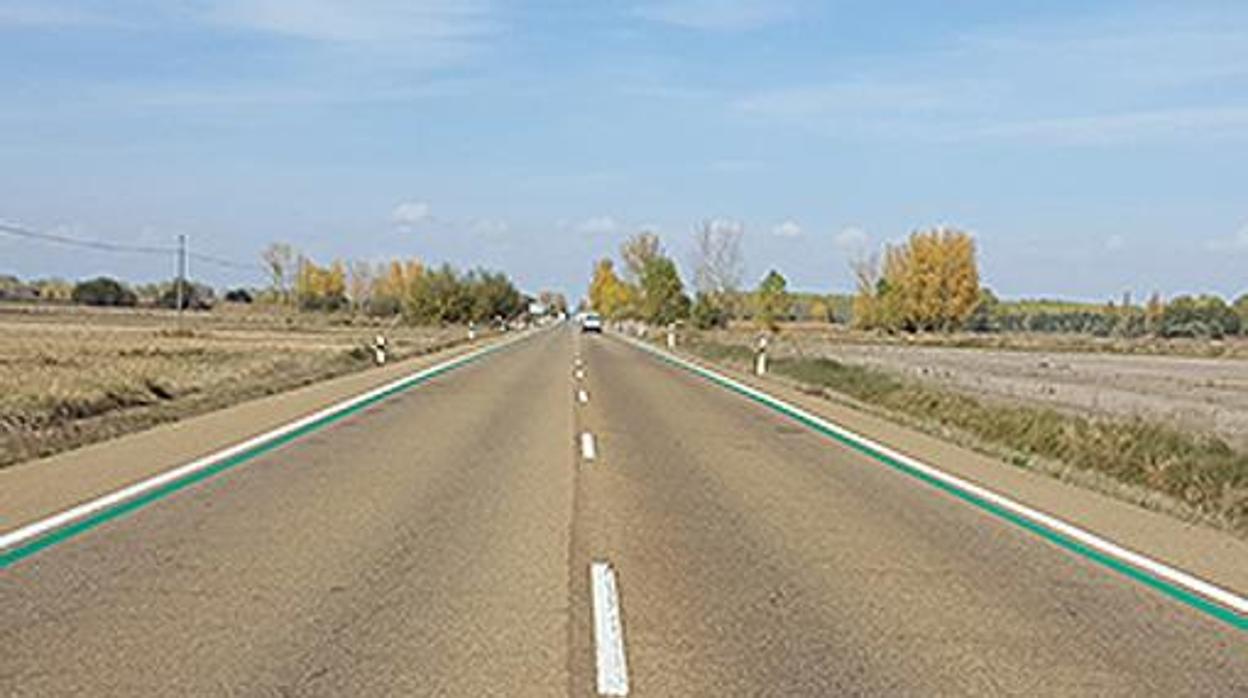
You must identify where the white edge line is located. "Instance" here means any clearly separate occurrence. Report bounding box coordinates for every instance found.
[581,432,597,461]
[618,334,1248,616]
[0,331,535,551]
[591,561,630,696]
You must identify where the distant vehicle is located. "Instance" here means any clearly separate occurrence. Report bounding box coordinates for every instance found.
[580,312,603,333]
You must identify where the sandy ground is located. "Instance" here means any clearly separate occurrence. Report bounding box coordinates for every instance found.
[702,328,1248,450]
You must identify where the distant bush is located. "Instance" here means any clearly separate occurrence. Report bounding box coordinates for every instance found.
[691,293,729,329]
[1158,295,1240,339]
[224,288,253,304]
[72,277,137,307]
[158,280,215,310]
[1236,294,1248,336]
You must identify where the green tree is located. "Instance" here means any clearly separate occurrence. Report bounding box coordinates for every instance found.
[1159,295,1240,338]
[1235,293,1248,336]
[691,292,729,329]
[638,256,690,325]
[405,264,472,324]
[754,270,790,332]
[72,277,137,307]
[466,269,523,322]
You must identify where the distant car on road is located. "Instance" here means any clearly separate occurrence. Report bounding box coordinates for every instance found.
[580,312,603,333]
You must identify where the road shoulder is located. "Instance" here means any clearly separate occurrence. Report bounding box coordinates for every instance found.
[627,334,1248,598]
[0,333,519,535]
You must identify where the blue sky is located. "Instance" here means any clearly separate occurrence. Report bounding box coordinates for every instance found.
[1,0,1246,300]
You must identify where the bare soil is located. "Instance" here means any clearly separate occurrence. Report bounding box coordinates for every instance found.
[703,325,1248,450]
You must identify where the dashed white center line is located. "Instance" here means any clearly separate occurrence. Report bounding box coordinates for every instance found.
[580,432,597,461]
[591,562,630,696]
[575,368,586,380]
[578,389,589,404]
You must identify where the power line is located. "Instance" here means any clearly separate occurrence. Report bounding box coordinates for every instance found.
[188,251,264,273]
[0,222,171,256]
[0,221,262,276]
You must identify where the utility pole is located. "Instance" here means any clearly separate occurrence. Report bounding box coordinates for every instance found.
[176,234,187,324]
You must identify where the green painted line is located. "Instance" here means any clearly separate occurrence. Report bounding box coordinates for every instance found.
[0,334,529,570]
[627,337,1247,631]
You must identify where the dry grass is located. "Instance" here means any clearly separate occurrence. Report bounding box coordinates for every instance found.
[681,332,1248,535]
[0,303,472,467]
[737,321,1248,359]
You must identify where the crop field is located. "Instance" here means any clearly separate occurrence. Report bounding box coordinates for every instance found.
[703,324,1248,450]
[681,325,1248,532]
[0,303,469,467]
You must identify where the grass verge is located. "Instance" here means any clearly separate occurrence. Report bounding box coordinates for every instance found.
[683,336,1248,534]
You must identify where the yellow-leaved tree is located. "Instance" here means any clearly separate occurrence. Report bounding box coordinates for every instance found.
[589,259,634,319]
[852,227,980,332]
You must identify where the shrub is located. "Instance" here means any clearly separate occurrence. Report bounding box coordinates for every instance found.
[71,277,137,307]
[158,280,216,310]
[691,293,729,329]
[224,288,254,304]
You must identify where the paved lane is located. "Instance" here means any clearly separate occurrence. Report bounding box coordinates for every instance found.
[570,332,1246,696]
[1,329,575,696]
[3,325,1244,696]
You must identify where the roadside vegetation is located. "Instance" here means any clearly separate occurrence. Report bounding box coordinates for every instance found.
[682,333,1248,534]
[0,305,478,468]
[585,221,1247,533]
[0,244,561,468]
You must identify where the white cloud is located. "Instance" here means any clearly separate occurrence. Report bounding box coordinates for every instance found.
[634,0,802,32]
[576,216,620,234]
[0,3,110,27]
[469,217,509,237]
[206,0,497,44]
[1206,226,1248,253]
[735,82,965,121]
[1104,234,1126,251]
[706,217,745,237]
[392,201,432,227]
[834,226,869,250]
[978,107,1248,146]
[771,220,801,238]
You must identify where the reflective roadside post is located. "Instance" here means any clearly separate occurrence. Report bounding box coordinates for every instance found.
[373,335,388,366]
[667,322,677,349]
[468,321,477,341]
[755,334,768,376]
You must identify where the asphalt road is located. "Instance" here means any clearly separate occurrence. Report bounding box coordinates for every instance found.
[2,326,1245,696]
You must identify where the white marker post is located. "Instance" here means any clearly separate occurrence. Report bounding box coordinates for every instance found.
[754,335,768,376]
[373,335,388,366]
[666,323,676,349]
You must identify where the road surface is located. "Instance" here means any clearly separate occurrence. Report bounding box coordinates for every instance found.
[1,326,1244,695]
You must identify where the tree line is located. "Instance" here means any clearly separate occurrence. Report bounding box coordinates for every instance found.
[0,245,534,326]
[260,243,527,325]
[584,223,1248,338]
[587,224,796,331]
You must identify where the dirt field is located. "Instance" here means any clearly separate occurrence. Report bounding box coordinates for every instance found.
[0,303,475,467]
[699,326,1248,451]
